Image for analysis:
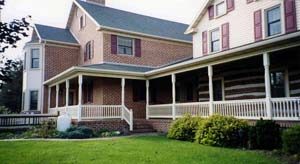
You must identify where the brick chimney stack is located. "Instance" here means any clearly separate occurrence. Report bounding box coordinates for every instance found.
[86,0,105,5]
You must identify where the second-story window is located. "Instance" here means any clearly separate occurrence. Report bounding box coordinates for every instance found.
[266,6,281,37]
[117,36,133,55]
[80,15,85,29]
[210,28,220,52]
[85,41,92,60]
[31,49,39,69]
[216,1,226,17]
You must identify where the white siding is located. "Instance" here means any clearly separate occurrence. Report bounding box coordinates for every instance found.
[22,44,44,112]
[193,0,300,58]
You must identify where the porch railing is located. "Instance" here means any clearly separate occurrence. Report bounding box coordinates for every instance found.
[0,114,58,127]
[48,105,133,131]
[271,98,300,121]
[175,102,210,117]
[213,99,268,120]
[148,97,300,121]
[122,106,133,131]
[81,105,122,119]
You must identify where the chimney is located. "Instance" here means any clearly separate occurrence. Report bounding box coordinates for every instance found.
[86,0,105,5]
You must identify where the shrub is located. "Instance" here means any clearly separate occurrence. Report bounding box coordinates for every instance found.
[0,132,15,139]
[167,114,203,141]
[195,114,249,148]
[282,126,300,154]
[21,119,58,138]
[249,119,281,150]
[58,126,95,139]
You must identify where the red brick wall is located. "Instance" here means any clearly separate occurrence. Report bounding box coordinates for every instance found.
[103,33,192,67]
[77,120,129,132]
[44,45,80,81]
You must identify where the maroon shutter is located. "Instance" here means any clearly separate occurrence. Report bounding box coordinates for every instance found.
[111,35,117,54]
[135,39,141,57]
[208,5,214,20]
[247,0,254,4]
[284,0,297,33]
[254,10,262,42]
[202,31,208,55]
[227,0,235,12]
[84,43,87,61]
[222,23,230,51]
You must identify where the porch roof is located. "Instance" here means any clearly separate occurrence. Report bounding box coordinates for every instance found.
[82,63,155,73]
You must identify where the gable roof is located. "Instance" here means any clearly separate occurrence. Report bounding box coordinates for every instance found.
[185,0,212,34]
[34,24,79,45]
[71,0,192,42]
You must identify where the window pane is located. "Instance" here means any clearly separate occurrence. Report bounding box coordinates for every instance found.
[31,49,39,58]
[269,21,281,36]
[216,2,226,16]
[32,59,39,68]
[267,7,281,36]
[31,49,39,68]
[212,41,220,52]
[30,91,38,110]
[211,30,219,41]
[117,36,133,55]
[271,71,285,98]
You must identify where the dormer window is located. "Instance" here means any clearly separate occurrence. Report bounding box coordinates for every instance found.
[266,6,281,37]
[216,1,226,17]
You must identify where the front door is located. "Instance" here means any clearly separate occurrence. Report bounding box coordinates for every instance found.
[270,70,287,98]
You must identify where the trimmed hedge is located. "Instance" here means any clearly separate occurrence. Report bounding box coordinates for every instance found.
[282,126,300,154]
[195,114,249,148]
[58,126,95,139]
[167,114,203,141]
[249,119,281,150]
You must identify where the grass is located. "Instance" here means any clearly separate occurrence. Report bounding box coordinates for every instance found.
[0,136,280,164]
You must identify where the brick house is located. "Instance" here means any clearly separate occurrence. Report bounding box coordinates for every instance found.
[23,0,300,132]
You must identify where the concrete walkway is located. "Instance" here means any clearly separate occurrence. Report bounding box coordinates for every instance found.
[0,133,160,142]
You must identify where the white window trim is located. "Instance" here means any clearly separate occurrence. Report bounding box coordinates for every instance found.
[117,36,135,56]
[209,27,221,53]
[263,3,285,39]
[213,77,225,101]
[30,48,40,70]
[215,1,227,18]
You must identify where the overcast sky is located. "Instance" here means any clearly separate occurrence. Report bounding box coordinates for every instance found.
[1,0,203,60]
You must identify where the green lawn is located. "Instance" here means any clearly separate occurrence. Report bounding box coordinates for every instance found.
[0,136,280,164]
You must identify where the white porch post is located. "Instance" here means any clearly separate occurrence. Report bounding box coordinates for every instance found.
[263,52,272,119]
[208,65,214,116]
[121,78,125,120]
[146,80,150,120]
[55,84,59,109]
[48,86,51,112]
[172,74,176,120]
[66,79,70,109]
[78,75,83,121]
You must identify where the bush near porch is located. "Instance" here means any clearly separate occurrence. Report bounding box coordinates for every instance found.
[167,114,300,157]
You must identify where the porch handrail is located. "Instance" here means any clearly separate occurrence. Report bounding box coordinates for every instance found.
[122,106,133,131]
[81,105,122,119]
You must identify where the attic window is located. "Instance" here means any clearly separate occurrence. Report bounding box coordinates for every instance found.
[79,15,85,29]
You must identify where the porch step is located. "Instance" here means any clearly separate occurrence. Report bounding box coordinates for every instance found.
[131,119,156,134]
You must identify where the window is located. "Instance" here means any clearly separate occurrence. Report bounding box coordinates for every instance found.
[30,91,38,110]
[216,1,226,16]
[266,6,281,37]
[31,49,39,68]
[84,81,93,103]
[213,79,223,101]
[85,41,92,60]
[210,29,220,52]
[133,81,146,102]
[117,36,133,55]
[80,15,84,29]
[270,70,286,98]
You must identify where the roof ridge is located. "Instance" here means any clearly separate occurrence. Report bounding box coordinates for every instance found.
[76,0,189,26]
